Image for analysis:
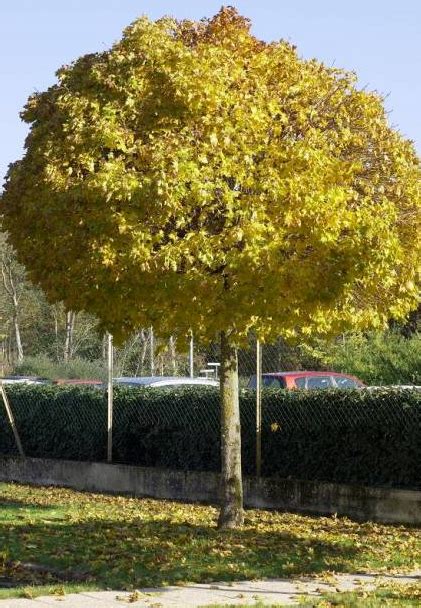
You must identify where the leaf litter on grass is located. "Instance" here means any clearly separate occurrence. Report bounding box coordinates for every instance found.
[0,482,419,599]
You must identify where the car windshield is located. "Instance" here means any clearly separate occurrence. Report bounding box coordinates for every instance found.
[248,375,286,388]
[262,376,285,388]
[303,376,333,389]
[295,377,306,388]
[334,376,360,388]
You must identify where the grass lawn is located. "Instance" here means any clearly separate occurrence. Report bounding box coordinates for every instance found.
[0,483,420,600]
[298,583,421,607]
[206,584,421,606]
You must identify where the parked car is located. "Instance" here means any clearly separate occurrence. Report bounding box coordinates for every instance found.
[248,371,364,390]
[0,375,48,385]
[364,384,421,390]
[53,379,103,387]
[113,376,219,388]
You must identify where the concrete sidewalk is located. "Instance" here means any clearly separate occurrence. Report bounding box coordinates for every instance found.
[1,571,420,607]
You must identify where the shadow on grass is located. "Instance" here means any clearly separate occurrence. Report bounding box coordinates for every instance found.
[0,497,60,513]
[2,516,359,591]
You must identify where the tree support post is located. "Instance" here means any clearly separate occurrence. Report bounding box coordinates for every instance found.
[256,339,262,478]
[107,333,113,463]
[0,381,24,457]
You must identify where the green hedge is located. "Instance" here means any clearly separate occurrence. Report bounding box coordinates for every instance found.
[0,385,420,489]
[0,385,107,461]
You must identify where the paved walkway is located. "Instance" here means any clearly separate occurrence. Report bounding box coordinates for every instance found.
[1,572,420,607]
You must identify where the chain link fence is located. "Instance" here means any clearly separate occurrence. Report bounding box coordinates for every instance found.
[0,331,420,489]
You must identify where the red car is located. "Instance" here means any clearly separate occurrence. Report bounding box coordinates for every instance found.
[248,371,364,390]
[53,379,103,387]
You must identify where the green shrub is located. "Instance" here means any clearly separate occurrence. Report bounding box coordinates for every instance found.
[13,355,106,381]
[0,385,107,461]
[261,388,421,488]
[0,385,420,489]
[301,331,421,385]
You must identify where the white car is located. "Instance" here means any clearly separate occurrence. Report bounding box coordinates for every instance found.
[0,376,46,385]
[364,384,421,390]
[113,376,219,388]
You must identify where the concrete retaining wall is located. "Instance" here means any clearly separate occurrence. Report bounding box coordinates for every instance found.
[1,456,420,525]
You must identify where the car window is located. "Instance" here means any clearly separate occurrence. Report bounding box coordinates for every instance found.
[248,375,257,388]
[294,377,306,388]
[334,376,359,388]
[262,376,284,388]
[305,376,333,389]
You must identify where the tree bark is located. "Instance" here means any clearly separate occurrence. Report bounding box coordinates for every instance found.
[64,311,76,362]
[1,256,24,363]
[169,335,177,375]
[13,311,23,362]
[150,327,155,376]
[135,329,148,376]
[53,305,60,361]
[217,331,244,529]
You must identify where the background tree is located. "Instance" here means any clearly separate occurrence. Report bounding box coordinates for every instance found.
[1,236,25,362]
[0,231,105,373]
[299,330,421,386]
[0,232,49,365]
[2,7,420,527]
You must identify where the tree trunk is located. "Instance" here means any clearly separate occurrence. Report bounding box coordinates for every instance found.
[64,311,76,362]
[150,327,155,376]
[135,329,148,376]
[102,333,107,362]
[13,311,24,362]
[7,329,12,365]
[169,336,177,375]
[1,256,24,363]
[217,331,244,529]
[53,305,60,361]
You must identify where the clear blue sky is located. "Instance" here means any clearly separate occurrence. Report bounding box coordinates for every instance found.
[1,0,420,184]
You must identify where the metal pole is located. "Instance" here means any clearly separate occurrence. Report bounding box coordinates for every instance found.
[150,327,155,376]
[189,333,194,378]
[256,339,262,478]
[0,382,24,457]
[107,333,113,463]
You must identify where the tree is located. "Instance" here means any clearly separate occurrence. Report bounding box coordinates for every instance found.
[64,310,76,362]
[298,330,421,385]
[1,238,25,362]
[0,232,47,364]
[0,233,104,370]
[2,7,420,527]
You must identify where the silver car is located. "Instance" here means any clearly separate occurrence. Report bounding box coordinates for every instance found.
[0,376,47,385]
[113,376,219,388]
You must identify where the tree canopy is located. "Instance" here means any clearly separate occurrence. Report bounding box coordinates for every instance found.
[2,5,421,529]
[2,7,420,345]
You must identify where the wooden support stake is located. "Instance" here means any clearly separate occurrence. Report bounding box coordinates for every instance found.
[107,334,113,463]
[256,339,262,478]
[0,382,24,457]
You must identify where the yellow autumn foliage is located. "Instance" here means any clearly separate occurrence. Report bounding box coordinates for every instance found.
[2,7,420,345]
